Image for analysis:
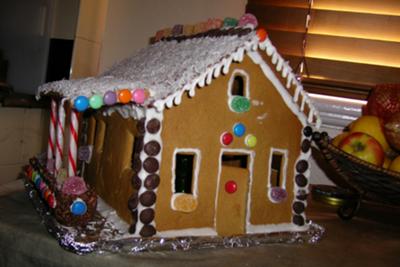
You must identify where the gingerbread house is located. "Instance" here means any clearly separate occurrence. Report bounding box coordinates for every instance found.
[36,18,321,238]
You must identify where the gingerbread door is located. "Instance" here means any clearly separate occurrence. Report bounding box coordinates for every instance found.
[216,153,250,236]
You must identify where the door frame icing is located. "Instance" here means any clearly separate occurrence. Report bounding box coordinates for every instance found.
[214,148,255,234]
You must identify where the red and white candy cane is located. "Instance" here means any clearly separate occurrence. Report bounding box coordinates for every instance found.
[68,109,79,176]
[46,99,57,172]
[55,99,66,174]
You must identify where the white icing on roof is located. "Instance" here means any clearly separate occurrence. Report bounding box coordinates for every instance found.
[38,31,257,105]
[37,28,321,127]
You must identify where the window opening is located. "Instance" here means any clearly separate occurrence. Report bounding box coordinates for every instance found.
[221,154,248,169]
[175,153,195,194]
[270,153,283,187]
[231,75,245,96]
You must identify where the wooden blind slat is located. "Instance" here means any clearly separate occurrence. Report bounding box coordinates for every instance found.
[247,0,400,96]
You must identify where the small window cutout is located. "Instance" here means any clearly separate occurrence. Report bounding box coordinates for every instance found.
[231,75,245,96]
[222,154,248,169]
[175,154,194,194]
[270,153,283,187]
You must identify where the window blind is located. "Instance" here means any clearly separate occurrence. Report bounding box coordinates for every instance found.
[246,0,400,100]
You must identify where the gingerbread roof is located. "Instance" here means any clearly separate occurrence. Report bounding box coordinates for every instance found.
[38,26,321,127]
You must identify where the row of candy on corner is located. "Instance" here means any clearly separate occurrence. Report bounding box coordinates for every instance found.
[25,158,97,224]
[153,13,260,42]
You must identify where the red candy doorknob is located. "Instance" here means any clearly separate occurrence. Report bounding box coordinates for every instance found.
[225,180,237,194]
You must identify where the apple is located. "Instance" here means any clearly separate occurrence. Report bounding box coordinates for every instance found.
[383,157,392,169]
[389,156,400,173]
[339,132,385,166]
[332,132,349,147]
[349,115,391,154]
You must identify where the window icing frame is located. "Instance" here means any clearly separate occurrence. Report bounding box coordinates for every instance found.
[267,147,288,203]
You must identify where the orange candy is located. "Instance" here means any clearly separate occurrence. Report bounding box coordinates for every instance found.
[118,89,132,104]
[256,28,268,42]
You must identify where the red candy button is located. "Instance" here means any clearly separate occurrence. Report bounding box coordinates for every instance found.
[221,132,234,146]
[225,180,237,194]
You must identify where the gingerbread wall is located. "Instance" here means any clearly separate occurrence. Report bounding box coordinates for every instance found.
[155,55,302,233]
[85,112,137,223]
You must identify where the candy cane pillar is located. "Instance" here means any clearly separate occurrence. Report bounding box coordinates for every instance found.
[55,99,66,174]
[68,109,79,176]
[46,99,57,172]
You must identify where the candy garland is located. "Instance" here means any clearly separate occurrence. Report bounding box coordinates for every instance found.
[68,110,79,177]
[26,159,57,208]
[55,99,66,174]
[72,88,148,113]
[46,99,57,173]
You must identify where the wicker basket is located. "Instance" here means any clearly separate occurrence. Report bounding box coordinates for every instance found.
[313,131,400,207]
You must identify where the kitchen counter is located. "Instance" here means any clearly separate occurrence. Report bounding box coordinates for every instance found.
[0,189,399,267]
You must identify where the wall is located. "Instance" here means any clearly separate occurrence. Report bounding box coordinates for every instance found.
[71,0,248,78]
[0,108,49,187]
[99,0,248,72]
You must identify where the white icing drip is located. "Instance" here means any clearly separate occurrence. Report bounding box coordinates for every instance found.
[276,58,284,72]
[286,73,294,89]
[213,64,222,78]
[294,85,302,102]
[206,69,213,85]
[222,57,232,74]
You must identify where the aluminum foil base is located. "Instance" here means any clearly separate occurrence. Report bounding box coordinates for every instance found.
[25,181,325,255]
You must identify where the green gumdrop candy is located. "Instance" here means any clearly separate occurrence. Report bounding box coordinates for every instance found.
[231,96,250,113]
[223,17,238,27]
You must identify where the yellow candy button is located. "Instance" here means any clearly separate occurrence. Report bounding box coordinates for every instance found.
[245,134,257,148]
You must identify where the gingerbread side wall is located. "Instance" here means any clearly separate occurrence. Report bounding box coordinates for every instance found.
[154,55,302,233]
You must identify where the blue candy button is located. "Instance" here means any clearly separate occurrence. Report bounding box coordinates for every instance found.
[233,123,246,137]
[70,199,87,216]
[74,96,89,112]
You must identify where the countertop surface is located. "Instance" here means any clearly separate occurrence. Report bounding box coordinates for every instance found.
[0,189,399,267]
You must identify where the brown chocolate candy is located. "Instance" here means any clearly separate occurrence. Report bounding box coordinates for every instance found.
[140,208,155,224]
[292,201,305,214]
[132,155,142,172]
[146,118,161,134]
[301,139,311,153]
[128,223,136,234]
[128,193,139,210]
[140,224,156,237]
[131,174,142,190]
[293,215,305,226]
[144,174,160,190]
[143,157,159,173]
[144,141,161,156]
[295,174,308,187]
[296,160,309,173]
[296,191,308,201]
[139,191,157,207]
[137,118,146,134]
[133,136,144,153]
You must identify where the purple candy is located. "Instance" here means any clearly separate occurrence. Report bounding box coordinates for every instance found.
[103,91,117,105]
[238,13,258,28]
[270,187,288,203]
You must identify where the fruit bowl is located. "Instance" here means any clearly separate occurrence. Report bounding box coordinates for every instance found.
[312,131,400,207]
